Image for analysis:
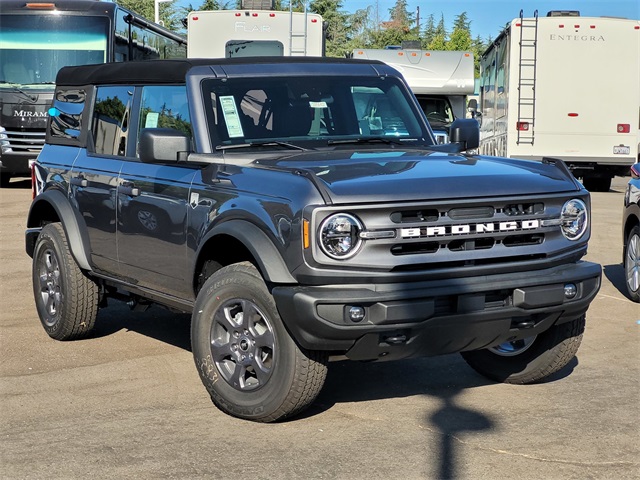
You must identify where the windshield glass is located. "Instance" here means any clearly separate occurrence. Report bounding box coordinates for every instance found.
[202,75,433,148]
[418,97,455,128]
[0,15,108,88]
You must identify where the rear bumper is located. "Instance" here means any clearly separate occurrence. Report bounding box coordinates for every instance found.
[273,261,601,360]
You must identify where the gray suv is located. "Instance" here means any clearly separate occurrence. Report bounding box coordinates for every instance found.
[27,58,601,422]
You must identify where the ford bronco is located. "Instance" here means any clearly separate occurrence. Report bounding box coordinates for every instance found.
[26,58,601,422]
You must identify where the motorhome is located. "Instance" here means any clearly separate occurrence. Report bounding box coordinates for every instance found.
[477,10,640,192]
[187,8,324,58]
[352,48,475,143]
[0,0,186,186]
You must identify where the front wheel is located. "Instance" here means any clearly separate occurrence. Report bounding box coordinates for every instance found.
[624,225,640,302]
[460,315,586,384]
[191,262,328,422]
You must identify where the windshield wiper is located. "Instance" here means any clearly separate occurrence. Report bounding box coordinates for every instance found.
[0,81,38,102]
[327,137,411,146]
[216,141,308,151]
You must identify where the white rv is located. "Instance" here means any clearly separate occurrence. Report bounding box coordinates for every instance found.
[477,10,640,191]
[187,8,324,58]
[352,48,475,143]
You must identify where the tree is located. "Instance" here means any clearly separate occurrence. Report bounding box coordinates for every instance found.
[422,14,436,47]
[448,12,473,52]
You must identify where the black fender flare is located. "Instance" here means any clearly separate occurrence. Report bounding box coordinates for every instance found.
[199,220,296,284]
[27,189,92,271]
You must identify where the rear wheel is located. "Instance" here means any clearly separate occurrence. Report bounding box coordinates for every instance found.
[32,223,99,340]
[191,262,328,422]
[460,315,586,384]
[624,225,640,302]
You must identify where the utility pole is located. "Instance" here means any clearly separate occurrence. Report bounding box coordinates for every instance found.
[154,0,174,25]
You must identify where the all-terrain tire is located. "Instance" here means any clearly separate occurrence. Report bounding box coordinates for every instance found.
[624,225,640,302]
[191,262,328,422]
[460,315,586,384]
[32,223,99,340]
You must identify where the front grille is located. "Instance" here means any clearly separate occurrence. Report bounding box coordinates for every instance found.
[0,129,45,153]
[311,192,587,272]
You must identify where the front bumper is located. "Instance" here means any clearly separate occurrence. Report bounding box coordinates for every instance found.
[0,151,36,176]
[273,261,601,361]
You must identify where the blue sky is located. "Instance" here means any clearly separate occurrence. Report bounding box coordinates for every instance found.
[175,1,639,41]
[344,0,640,40]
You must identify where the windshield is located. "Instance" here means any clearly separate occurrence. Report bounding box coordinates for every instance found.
[0,14,108,88]
[202,75,433,149]
[418,97,455,128]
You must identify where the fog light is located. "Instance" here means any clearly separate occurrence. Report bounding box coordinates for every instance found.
[564,283,577,299]
[349,306,365,322]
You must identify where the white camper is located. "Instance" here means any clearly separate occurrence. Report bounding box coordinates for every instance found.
[187,8,324,58]
[477,10,640,191]
[352,48,475,143]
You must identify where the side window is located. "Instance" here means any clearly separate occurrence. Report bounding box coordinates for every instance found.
[114,8,130,62]
[49,89,86,140]
[137,85,191,154]
[92,86,133,157]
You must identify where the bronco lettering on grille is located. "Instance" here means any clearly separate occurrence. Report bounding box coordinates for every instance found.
[400,219,540,238]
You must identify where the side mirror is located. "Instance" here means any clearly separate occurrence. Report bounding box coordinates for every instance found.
[139,128,190,164]
[449,118,480,151]
[467,98,478,112]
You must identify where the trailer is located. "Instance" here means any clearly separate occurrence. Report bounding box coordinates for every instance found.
[351,48,475,143]
[476,10,640,192]
[187,7,324,58]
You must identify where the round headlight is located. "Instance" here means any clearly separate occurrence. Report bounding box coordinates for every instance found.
[560,199,588,240]
[319,213,363,259]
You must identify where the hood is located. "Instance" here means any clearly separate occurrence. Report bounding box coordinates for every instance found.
[253,149,581,204]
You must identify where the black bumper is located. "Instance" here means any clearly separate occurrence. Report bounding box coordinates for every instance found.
[272,261,601,361]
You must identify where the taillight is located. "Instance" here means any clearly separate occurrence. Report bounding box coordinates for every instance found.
[516,121,529,131]
[31,163,36,199]
[617,124,631,133]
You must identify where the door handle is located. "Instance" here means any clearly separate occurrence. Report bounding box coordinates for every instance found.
[119,181,140,197]
[70,176,88,187]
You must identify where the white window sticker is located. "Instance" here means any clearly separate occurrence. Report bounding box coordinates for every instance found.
[145,112,159,128]
[220,96,244,138]
[309,101,327,109]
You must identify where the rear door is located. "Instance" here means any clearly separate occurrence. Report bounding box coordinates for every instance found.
[70,85,131,274]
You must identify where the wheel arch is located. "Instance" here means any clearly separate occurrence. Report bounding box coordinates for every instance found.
[192,219,296,294]
[26,189,92,271]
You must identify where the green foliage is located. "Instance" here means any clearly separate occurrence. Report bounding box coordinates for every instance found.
[141,105,192,136]
[115,0,489,75]
[95,97,126,121]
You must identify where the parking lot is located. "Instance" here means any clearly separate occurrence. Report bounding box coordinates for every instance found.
[1,176,638,479]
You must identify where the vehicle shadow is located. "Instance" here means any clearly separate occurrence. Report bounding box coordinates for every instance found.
[307,355,577,479]
[2,177,31,189]
[603,263,631,300]
[91,300,192,351]
[91,300,580,478]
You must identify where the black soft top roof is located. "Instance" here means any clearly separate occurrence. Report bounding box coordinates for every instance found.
[55,57,387,87]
